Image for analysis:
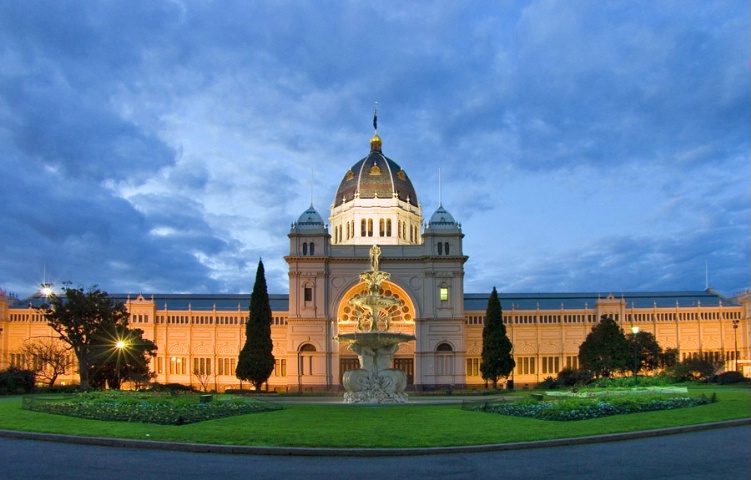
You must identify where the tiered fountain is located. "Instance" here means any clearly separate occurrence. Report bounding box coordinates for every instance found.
[336,245,416,403]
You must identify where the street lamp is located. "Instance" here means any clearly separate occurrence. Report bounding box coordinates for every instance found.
[116,340,126,389]
[631,326,640,386]
[732,320,739,372]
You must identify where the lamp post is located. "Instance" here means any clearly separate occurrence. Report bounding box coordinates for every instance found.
[631,326,640,386]
[116,340,126,389]
[732,320,739,372]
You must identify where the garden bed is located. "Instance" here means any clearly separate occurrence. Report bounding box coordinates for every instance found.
[22,391,282,425]
[463,392,716,421]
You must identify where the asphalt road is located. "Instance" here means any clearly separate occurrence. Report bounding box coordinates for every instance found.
[1,425,748,480]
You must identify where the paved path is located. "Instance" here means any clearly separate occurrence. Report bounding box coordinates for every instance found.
[1,424,748,480]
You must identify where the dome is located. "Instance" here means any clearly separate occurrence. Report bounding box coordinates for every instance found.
[427,204,459,230]
[333,135,418,208]
[293,204,326,231]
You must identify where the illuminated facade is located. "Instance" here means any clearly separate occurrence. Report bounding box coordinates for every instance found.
[1,130,749,390]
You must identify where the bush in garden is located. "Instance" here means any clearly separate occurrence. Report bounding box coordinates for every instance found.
[713,371,747,385]
[0,367,36,394]
[557,368,594,387]
[537,376,560,390]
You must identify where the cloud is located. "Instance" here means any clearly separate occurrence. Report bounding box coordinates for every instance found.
[0,1,747,298]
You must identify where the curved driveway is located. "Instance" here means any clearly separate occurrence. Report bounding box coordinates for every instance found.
[1,424,748,480]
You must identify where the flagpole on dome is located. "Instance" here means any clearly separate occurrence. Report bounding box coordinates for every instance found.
[370,102,382,152]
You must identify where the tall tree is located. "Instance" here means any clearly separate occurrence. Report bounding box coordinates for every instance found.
[578,315,630,378]
[88,325,157,390]
[627,330,663,376]
[480,287,515,388]
[37,284,130,390]
[236,260,275,390]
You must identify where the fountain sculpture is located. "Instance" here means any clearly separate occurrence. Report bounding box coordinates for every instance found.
[336,245,416,403]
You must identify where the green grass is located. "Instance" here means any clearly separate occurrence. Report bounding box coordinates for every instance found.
[0,387,748,449]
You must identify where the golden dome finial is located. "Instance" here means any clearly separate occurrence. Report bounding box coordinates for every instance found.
[370,102,382,152]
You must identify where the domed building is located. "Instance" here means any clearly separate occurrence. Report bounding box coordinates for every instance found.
[1,117,748,390]
[286,128,469,389]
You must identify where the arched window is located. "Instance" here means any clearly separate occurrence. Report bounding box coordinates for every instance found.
[299,343,316,375]
[379,218,385,237]
[367,219,373,237]
[437,242,443,255]
[444,242,450,255]
[309,242,315,255]
[302,243,308,255]
[435,343,454,376]
[386,218,392,236]
[361,219,367,237]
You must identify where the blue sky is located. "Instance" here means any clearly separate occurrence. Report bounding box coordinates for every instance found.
[1,1,748,298]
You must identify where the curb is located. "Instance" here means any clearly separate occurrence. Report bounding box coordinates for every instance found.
[1,419,749,457]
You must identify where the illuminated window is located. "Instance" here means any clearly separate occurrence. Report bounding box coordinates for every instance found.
[440,287,449,301]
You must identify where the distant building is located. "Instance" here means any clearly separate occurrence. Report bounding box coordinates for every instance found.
[1,128,748,390]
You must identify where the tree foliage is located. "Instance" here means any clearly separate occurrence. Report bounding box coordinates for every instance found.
[236,260,275,390]
[88,325,157,390]
[578,315,630,378]
[37,284,156,390]
[480,287,515,388]
[627,330,663,375]
[20,337,76,388]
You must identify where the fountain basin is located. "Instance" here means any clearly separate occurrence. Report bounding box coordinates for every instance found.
[336,332,416,349]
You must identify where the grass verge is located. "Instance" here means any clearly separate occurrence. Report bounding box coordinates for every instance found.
[0,387,748,449]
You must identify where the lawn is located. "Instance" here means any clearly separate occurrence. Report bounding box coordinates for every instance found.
[0,386,748,449]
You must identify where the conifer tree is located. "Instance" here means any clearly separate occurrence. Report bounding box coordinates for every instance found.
[236,260,275,390]
[480,287,515,388]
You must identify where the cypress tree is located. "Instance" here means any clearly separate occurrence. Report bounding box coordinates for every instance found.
[236,260,275,390]
[480,287,515,388]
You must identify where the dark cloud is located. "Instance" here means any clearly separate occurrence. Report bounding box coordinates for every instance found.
[0,1,747,298]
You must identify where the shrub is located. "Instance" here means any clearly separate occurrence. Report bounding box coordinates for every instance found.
[667,358,723,382]
[557,368,594,387]
[713,371,747,385]
[0,367,36,395]
[149,382,197,393]
[537,376,560,390]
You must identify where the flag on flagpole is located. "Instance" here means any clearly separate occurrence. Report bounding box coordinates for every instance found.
[373,102,378,131]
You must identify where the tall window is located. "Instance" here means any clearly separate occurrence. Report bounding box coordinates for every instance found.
[444,242,449,255]
[379,218,385,237]
[437,242,443,255]
[304,287,313,302]
[386,218,392,236]
[302,243,307,255]
[440,286,449,301]
[367,219,373,237]
[361,219,367,237]
[299,344,316,375]
[309,242,315,255]
[435,343,453,376]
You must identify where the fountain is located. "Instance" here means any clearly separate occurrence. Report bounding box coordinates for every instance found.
[336,245,416,403]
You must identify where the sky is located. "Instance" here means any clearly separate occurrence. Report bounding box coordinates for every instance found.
[1,1,748,300]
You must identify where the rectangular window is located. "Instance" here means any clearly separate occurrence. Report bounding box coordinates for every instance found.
[304,287,313,302]
[274,359,287,377]
[466,358,480,376]
[440,287,448,301]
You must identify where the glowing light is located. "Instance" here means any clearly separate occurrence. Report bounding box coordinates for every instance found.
[631,326,640,334]
[116,340,126,349]
[40,283,53,297]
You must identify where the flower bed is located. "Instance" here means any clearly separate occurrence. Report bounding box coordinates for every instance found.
[464,392,716,421]
[22,391,282,425]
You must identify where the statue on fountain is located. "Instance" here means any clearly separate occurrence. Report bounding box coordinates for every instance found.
[336,244,416,403]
